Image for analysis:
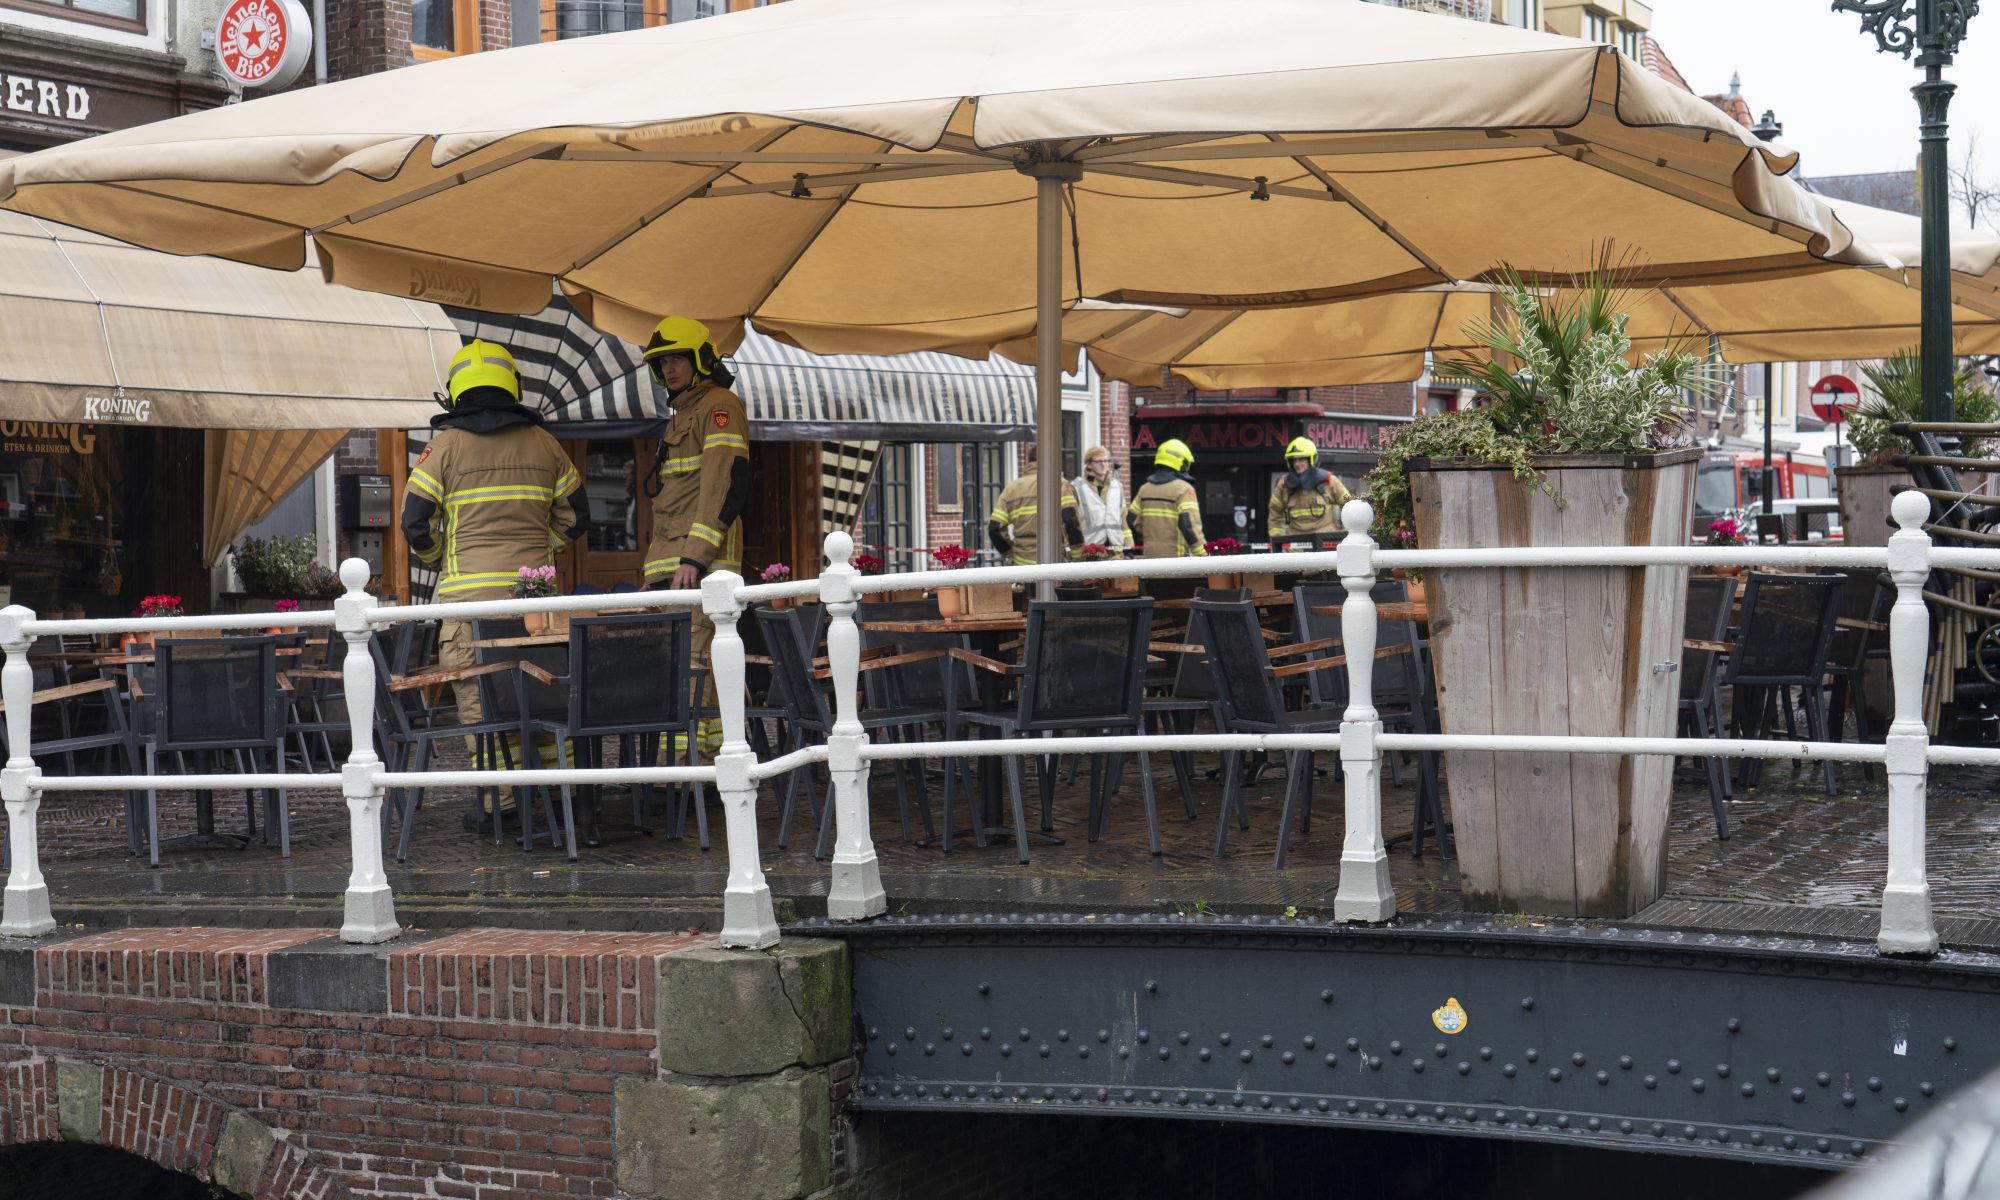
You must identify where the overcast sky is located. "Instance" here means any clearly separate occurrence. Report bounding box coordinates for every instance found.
[1648,1,2000,201]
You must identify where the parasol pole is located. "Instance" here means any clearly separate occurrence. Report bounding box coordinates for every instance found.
[1027,158,1080,601]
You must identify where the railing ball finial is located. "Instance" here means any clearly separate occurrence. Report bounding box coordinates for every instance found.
[825,530,854,568]
[339,557,372,593]
[1891,489,1931,531]
[1341,498,1375,537]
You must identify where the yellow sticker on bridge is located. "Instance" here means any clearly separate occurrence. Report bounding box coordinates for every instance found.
[1432,997,1468,1034]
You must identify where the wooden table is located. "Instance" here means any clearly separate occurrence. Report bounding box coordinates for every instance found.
[1154,591,1295,612]
[468,633,570,649]
[858,614,1026,635]
[1311,601,1429,624]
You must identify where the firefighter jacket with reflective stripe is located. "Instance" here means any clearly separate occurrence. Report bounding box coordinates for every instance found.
[1268,468,1351,538]
[404,423,580,599]
[1128,474,1206,558]
[988,471,1079,566]
[644,380,750,583]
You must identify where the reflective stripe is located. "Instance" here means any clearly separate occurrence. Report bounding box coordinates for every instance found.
[689,523,725,547]
[703,433,748,450]
[444,483,557,503]
[448,354,515,378]
[659,455,702,475]
[407,469,444,502]
[1177,500,1200,513]
[555,465,580,495]
[437,570,539,595]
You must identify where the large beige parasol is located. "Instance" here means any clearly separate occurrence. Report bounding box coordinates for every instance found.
[0,0,1889,565]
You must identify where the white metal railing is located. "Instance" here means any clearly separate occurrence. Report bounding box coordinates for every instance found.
[0,490,1974,954]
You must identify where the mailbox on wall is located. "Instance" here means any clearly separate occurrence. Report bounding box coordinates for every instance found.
[339,474,392,530]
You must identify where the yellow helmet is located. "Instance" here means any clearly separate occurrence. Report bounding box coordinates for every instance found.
[643,315,720,384]
[445,339,520,405]
[1284,436,1318,464]
[1155,438,1195,473]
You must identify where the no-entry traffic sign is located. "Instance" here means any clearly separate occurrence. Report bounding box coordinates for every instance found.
[1810,373,1860,425]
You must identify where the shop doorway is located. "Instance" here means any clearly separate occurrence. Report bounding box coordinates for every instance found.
[557,437,652,593]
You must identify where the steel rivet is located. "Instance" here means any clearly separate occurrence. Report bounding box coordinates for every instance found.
[1325,1053,1338,1067]
[1219,1032,1232,1045]
[1316,1098,1330,1111]
[1525,1048,1539,1063]
[1158,1047,1171,1060]
[1867,1077,1882,1092]
[1525,1112,1539,1125]
[867,1026,879,1039]
[1240,1050,1253,1063]
[1644,1075,1657,1089]
[1389,1040,1403,1055]
[1321,989,1334,1002]
[886,1043,898,1055]
[1502,1064,1516,1078]
[1198,1049,1211,1062]
[1816,1072,1831,1087]
[1668,1059,1682,1074]
[1039,1044,1050,1057]
[1589,1117,1602,1131]
[961,1043,973,1056]
[1303,1036,1316,1049]
[1894,1097,1909,1112]
[1282,1051,1295,1065]
[1716,1064,1730,1078]
[977,982,990,995]
[1347,1038,1361,1051]
[1817,1139,1831,1151]
[1465,1108,1478,1121]
[1548,1068,1562,1082]
[917,1085,928,1097]
[1070,1088,1082,1100]
[1479,1046,1493,1061]
[1791,1087,1804,1101]
[1369,1057,1383,1071]
[1347,1100,1360,1113]
[1921,1082,1935,1097]
[1179,1031,1191,1045]
[1751,1132,1763,1145]
[924,1043,936,1056]
[892,1085,903,1096]
[1727,1018,1741,1032]
[1118,1047,1130,1060]
[1458,1062,1471,1076]
[1376,1102,1389,1115]
[941,1085,953,1097]
[1079,1047,1090,1059]
[1841,1093,1856,1107]
[1619,1055,1633,1070]
[1098,1029,1110,1043]
[1178,1092,1189,1105]
[1099,1089,1109,1102]
[1851,1142,1866,1156]
[1684,1125,1698,1139]
[1596,1071,1609,1085]
[1435,1043,1449,1058]
[1058,1030,1070,1042]
[907,1027,918,1040]
[942,1027,954,1040]
[1944,1038,1957,1052]
[999,1044,1011,1057]
[1783,1136,1798,1149]
[1260,1096,1273,1109]
[1145,980,1158,993]
[1494,1109,1509,1123]
[1691,1078,1705,1093]
[1019,1029,1030,1041]
[1652,1123,1666,1137]
[1621,1120,1635,1134]
[1137,1029,1150,1043]
[1572,1052,1586,1066]
[1435,1105,1448,1119]
[1741,1083,1755,1097]
[980,1027,992,1041]
[1413,1060,1426,1074]
[1766,1067,1780,1082]
[1521,997,1535,1011]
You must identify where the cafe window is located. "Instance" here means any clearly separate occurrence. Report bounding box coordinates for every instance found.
[963,443,1007,566]
[0,424,128,618]
[411,0,479,58]
[863,443,916,572]
[580,439,639,552]
[3,0,144,31]
[934,441,961,512]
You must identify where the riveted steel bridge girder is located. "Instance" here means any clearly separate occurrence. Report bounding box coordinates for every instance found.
[798,914,2000,1168]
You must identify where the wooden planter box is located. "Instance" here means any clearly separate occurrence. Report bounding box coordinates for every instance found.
[1409,449,1698,919]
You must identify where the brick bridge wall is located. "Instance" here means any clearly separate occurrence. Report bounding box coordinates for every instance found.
[0,927,857,1200]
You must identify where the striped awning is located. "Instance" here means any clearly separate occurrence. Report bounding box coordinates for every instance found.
[733,329,1035,442]
[445,293,663,428]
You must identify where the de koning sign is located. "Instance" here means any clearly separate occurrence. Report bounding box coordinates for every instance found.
[215,0,312,90]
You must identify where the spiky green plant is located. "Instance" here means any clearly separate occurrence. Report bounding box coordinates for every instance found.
[1846,351,1999,462]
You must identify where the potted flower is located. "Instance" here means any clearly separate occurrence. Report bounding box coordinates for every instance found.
[510,564,562,635]
[125,593,183,652]
[1077,543,1139,597]
[925,543,1005,618]
[1201,537,1256,592]
[1704,518,1746,576]
[267,597,301,635]
[759,562,794,609]
[1363,258,1714,920]
[1839,351,1998,547]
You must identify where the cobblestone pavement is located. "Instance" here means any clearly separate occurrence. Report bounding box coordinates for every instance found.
[11,745,2000,947]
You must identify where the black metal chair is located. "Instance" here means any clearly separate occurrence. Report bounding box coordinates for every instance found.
[471,617,577,856]
[859,597,976,844]
[374,624,525,863]
[941,598,1159,862]
[1723,572,1847,794]
[0,637,146,864]
[515,611,707,857]
[1678,574,1736,837]
[137,635,290,867]
[1194,595,1343,868]
[756,605,947,858]
[1821,568,1893,777]
[1291,580,1450,859]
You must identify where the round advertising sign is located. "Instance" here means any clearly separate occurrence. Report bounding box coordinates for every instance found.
[215,0,312,91]
[1809,373,1861,426]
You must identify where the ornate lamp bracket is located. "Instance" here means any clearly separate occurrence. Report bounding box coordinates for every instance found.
[1832,0,1979,67]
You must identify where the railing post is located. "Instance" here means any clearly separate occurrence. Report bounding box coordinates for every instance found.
[335,559,399,944]
[1880,492,1938,956]
[703,569,780,948]
[1332,502,1395,923]
[0,606,53,937]
[819,532,885,920]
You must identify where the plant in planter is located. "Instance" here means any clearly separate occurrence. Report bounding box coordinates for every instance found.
[267,597,301,635]
[1704,518,1747,577]
[231,534,320,597]
[1361,260,1715,920]
[926,544,1002,617]
[1847,351,1998,465]
[1200,537,1270,592]
[759,562,793,608]
[510,564,562,635]
[125,593,183,651]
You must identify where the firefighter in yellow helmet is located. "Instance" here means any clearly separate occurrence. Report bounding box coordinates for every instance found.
[987,442,1083,565]
[401,339,581,827]
[1267,435,1351,542]
[639,317,748,752]
[1127,439,1206,557]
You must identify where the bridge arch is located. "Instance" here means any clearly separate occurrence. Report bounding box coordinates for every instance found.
[0,1057,347,1200]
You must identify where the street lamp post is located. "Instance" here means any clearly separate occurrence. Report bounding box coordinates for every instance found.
[1752,110,1785,519]
[1832,0,1981,424]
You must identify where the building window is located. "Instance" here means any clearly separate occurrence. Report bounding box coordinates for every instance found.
[1584,9,1609,42]
[1503,0,1537,30]
[1618,23,1640,57]
[2,0,144,32]
[964,443,1007,565]
[1061,411,1083,484]
[544,0,658,38]
[412,0,479,57]
[667,0,723,18]
[934,442,961,512]
[864,443,916,571]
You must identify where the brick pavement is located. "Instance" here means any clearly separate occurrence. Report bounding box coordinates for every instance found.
[10,747,2000,944]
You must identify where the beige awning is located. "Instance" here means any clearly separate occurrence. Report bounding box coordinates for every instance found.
[0,204,456,430]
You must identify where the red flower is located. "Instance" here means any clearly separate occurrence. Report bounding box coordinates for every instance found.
[852,554,884,574]
[927,544,974,569]
[1202,537,1245,557]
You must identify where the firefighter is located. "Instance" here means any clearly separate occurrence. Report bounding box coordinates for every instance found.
[639,316,748,753]
[986,443,1083,565]
[1267,435,1351,542]
[401,338,582,825]
[1127,439,1206,557]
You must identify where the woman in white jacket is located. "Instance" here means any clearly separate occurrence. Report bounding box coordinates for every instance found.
[1072,445,1127,550]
